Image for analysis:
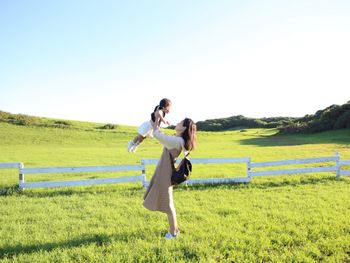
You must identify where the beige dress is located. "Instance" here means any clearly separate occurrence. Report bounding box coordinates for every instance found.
[143,129,184,214]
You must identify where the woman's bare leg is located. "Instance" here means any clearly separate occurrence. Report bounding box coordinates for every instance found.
[167,209,179,235]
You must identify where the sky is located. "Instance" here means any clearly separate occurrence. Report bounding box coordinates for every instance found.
[1,0,349,126]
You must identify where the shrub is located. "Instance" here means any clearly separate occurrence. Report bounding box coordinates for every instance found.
[54,120,71,126]
[0,111,11,122]
[278,122,308,134]
[334,111,350,129]
[10,114,39,126]
[49,120,72,129]
[99,124,117,130]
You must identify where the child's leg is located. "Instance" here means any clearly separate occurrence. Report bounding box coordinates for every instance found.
[128,134,145,153]
[133,134,145,144]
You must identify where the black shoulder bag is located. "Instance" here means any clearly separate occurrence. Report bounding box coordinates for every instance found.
[169,151,192,185]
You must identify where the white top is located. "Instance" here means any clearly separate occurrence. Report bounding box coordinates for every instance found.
[153,129,184,151]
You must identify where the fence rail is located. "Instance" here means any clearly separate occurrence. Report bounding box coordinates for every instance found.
[18,165,145,190]
[22,165,143,174]
[141,157,250,165]
[142,157,251,187]
[339,160,350,177]
[0,153,349,191]
[0,163,22,169]
[339,160,350,165]
[250,156,338,168]
[21,176,144,189]
[250,166,338,177]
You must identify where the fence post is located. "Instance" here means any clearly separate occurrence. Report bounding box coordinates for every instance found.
[141,160,146,188]
[247,157,252,181]
[19,162,25,191]
[336,152,340,179]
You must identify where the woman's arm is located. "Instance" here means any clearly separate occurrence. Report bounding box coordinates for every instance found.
[153,128,183,150]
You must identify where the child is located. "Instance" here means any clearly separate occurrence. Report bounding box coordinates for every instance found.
[127,98,172,153]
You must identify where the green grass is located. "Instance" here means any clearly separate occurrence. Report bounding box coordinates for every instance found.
[0,121,350,262]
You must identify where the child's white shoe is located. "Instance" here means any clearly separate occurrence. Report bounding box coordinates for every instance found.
[127,141,134,152]
[131,142,140,153]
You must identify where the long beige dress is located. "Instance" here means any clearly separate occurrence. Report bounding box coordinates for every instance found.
[143,129,184,214]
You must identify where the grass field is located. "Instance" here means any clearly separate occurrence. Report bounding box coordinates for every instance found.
[0,121,349,262]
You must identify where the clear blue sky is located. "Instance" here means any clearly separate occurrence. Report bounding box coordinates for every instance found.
[1,0,349,126]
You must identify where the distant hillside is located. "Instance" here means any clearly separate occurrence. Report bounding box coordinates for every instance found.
[0,111,119,131]
[2,100,350,134]
[196,116,296,131]
[197,100,350,133]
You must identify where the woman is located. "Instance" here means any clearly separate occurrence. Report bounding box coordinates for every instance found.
[143,118,197,239]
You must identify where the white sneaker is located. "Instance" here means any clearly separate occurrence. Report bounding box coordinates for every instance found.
[131,142,140,153]
[164,230,180,240]
[164,233,176,240]
[127,141,134,152]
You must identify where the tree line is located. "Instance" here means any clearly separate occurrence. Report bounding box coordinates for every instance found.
[196,101,350,134]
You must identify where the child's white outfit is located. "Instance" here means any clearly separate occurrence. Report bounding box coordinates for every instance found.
[127,121,155,153]
[127,106,165,153]
[138,121,154,138]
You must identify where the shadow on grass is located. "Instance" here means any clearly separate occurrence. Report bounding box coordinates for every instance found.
[22,185,143,199]
[0,184,142,198]
[239,129,350,147]
[180,175,349,191]
[0,231,148,259]
[0,185,21,196]
[250,175,349,189]
[0,234,109,259]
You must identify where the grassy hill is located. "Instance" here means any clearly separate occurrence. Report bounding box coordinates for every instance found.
[0,119,350,262]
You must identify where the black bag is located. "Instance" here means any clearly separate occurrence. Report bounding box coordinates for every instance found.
[169,151,192,185]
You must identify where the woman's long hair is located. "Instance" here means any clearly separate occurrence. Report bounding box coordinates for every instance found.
[181,118,197,151]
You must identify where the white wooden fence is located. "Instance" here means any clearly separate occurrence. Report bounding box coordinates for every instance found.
[0,162,23,169]
[18,165,145,191]
[339,160,350,177]
[142,157,251,188]
[249,155,340,177]
[0,153,349,191]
